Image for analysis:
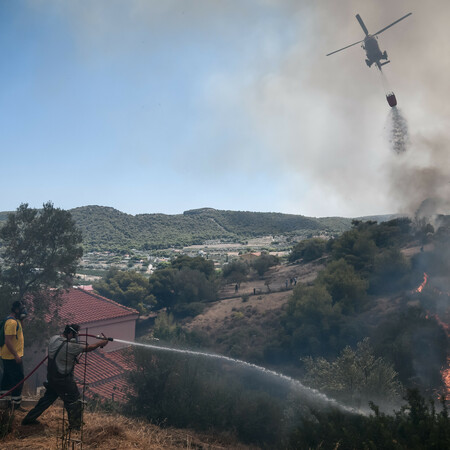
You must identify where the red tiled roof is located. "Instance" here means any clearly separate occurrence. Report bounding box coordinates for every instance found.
[75,352,123,384]
[88,377,130,403]
[57,288,139,324]
[74,347,135,403]
[103,348,135,371]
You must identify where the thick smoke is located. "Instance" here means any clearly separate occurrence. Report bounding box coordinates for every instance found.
[388,134,450,217]
[387,107,409,154]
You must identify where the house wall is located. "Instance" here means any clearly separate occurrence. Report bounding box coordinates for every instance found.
[78,315,138,352]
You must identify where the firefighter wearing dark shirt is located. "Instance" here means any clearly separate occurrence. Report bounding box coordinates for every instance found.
[22,324,108,429]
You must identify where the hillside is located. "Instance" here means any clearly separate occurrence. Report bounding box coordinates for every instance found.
[0,211,11,221]
[67,206,354,251]
[175,218,450,404]
[2,408,251,449]
[0,205,400,252]
[184,261,324,360]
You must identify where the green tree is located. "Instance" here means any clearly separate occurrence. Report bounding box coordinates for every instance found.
[370,217,412,248]
[152,311,179,341]
[282,284,344,358]
[147,268,177,309]
[316,259,368,313]
[369,248,411,294]
[252,252,279,277]
[0,202,83,344]
[222,259,249,284]
[170,255,215,279]
[303,338,402,408]
[289,238,327,263]
[148,256,218,310]
[172,268,217,304]
[0,202,83,301]
[93,268,155,312]
[332,228,377,274]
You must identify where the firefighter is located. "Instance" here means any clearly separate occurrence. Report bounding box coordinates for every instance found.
[22,324,108,429]
[0,301,28,410]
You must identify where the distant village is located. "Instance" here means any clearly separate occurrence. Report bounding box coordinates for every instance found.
[74,233,330,284]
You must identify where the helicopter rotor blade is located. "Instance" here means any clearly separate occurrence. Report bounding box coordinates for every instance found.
[326,40,364,56]
[355,14,369,36]
[373,12,412,36]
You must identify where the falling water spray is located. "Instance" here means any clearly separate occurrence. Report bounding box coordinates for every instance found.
[113,338,362,415]
[378,71,409,154]
[388,106,410,154]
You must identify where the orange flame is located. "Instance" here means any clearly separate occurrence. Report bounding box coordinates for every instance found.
[415,273,450,399]
[415,272,428,293]
[443,358,450,401]
[434,315,450,335]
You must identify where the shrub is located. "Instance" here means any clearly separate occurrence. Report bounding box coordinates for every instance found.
[316,259,368,313]
[126,351,285,445]
[289,238,327,263]
[288,390,450,450]
[251,252,279,277]
[172,302,206,319]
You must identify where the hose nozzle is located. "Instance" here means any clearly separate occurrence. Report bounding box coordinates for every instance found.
[96,334,114,341]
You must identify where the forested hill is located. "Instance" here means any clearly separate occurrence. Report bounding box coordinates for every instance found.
[0,205,394,251]
[67,205,354,251]
[0,211,11,221]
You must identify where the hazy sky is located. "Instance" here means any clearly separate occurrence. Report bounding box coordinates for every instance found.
[1,0,449,217]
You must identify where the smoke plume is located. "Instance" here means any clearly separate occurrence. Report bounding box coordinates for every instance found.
[388,134,450,217]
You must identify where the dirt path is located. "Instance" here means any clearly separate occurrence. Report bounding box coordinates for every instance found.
[219,261,324,299]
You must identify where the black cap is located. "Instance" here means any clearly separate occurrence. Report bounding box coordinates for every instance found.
[63,324,80,336]
[11,301,23,312]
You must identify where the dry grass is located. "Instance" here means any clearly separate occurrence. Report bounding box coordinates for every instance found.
[1,408,253,449]
[186,261,323,334]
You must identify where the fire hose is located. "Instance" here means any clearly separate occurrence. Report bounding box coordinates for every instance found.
[0,334,113,401]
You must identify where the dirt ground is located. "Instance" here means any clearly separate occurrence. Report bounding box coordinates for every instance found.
[219,261,324,299]
[185,291,291,333]
[400,243,433,258]
[186,261,324,333]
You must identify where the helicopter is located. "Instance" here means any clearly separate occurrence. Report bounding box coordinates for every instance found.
[327,12,412,70]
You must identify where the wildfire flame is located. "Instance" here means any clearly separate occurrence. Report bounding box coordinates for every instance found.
[443,361,450,401]
[415,272,428,293]
[415,272,450,400]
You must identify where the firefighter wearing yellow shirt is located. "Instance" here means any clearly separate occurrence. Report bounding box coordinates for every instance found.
[0,301,27,409]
